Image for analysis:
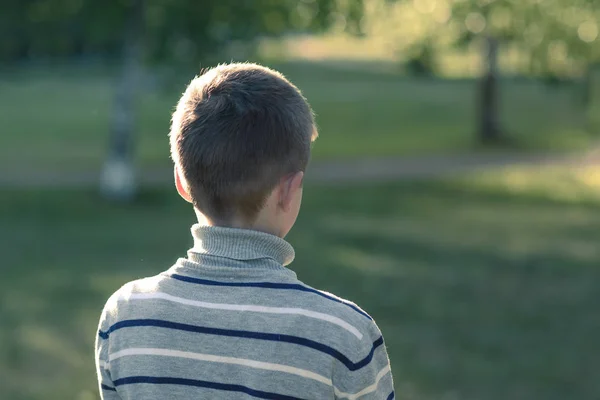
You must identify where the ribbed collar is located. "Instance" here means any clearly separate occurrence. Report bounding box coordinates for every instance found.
[187,224,295,268]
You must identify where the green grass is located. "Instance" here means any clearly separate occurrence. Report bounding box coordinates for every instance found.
[2,167,600,400]
[0,61,592,173]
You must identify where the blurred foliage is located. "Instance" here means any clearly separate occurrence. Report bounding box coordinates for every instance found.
[3,0,597,79]
[365,0,599,78]
[0,0,366,65]
[451,0,599,77]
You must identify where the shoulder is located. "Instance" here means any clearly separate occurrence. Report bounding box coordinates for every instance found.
[296,282,383,348]
[99,275,164,327]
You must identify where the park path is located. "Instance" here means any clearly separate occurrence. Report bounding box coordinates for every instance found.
[2,149,599,188]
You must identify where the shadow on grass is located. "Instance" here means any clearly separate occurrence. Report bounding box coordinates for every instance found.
[293,180,600,400]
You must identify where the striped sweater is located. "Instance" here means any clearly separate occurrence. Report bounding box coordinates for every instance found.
[95,225,394,399]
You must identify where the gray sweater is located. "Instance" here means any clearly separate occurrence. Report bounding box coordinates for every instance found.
[95,225,394,399]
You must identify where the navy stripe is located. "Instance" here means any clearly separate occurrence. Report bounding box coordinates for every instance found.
[113,376,306,400]
[168,273,372,320]
[386,391,395,400]
[101,384,117,392]
[98,318,383,371]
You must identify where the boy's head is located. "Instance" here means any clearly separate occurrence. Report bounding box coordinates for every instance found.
[170,63,318,237]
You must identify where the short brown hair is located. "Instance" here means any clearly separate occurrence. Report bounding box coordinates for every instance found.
[170,63,317,224]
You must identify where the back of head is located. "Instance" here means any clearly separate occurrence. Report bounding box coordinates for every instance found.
[170,63,318,225]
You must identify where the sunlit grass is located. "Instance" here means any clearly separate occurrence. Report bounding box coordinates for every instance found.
[271,34,485,77]
[461,165,600,204]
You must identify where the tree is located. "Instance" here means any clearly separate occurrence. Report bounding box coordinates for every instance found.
[374,0,598,143]
[478,36,501,144]
[460,0,598,142]
[584,64,600,134]
[99,0,144,201]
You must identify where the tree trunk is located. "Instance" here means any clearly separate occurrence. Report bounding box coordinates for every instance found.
[584,64,599,134]
[478,36,502,144]
[583,65,592,107]
[100,0,144,201]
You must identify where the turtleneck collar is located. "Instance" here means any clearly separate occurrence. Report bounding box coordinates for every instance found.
[187,224,295,268]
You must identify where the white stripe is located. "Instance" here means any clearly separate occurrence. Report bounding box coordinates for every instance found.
[109,347,333,386]
[110,347,390,399]
[97,360,109,369]
[127,292,363,339]
[334,364,391,400]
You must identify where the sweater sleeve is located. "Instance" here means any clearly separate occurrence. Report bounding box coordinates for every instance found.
[95,301,121,400]
[333,319,395,400]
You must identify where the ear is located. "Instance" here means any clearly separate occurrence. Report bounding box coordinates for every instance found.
[174,167,193,203]
[278,171,304,212]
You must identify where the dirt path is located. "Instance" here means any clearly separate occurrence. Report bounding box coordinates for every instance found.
[1,151,599,189]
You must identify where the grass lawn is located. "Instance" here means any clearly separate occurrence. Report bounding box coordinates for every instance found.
[0,61,592,173]
[1,167,599,400]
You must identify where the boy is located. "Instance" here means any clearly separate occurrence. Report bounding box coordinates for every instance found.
[95,63,394,399]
